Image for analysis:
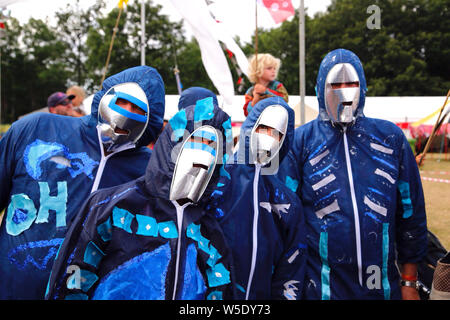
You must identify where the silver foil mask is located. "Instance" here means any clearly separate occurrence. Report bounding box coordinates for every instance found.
[250,105,288,165]
[98,82,149,151]
[324,63,360,124]
[169,126,219,203]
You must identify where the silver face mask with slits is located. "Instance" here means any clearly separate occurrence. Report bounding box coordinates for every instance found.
[169,126,219,203]
[98,82,149,151]
[324,63,360,124]
[250,105,288,166]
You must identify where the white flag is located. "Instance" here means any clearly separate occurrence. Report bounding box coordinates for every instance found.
[169,0,235,105]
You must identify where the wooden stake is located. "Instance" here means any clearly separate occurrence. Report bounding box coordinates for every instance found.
[418,89,450,166]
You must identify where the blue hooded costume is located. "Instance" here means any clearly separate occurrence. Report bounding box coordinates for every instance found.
[0,66,165,299]
[277,49,428,299]
[208,97,307,300]
[178,87,218,111]
[45,98,236,300]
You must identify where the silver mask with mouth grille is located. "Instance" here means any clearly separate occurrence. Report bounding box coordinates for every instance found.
[324,63,360,124]
[98,82,149,151]
[169,126,219,203]
[250,105,288,165]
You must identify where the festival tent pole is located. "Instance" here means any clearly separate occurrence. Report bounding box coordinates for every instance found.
[100,0,128,88]
[418,89,450,166]
[140,0,145,66]
[299,0,305,125]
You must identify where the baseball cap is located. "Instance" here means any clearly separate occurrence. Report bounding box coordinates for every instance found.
[47,92,75,107]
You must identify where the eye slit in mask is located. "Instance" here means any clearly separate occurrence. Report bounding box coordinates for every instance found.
[330,81,359,89]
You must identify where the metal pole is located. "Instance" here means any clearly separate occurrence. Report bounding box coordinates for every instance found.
[255,0,258,68]
[0,48,2,128]
[141,0,146,66]
[299,0,305,125]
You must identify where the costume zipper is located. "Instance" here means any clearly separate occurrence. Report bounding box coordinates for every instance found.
[245,164,261,300]
[342,126,363,286]
[171,200,190,300]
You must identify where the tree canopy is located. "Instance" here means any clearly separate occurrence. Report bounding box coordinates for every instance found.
[0,0,448,123]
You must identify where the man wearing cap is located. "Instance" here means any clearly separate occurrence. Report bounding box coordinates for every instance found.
[0,66,165,299]
[47,91,82,117]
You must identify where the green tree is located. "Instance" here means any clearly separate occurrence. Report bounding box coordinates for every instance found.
[243,0,450,96]
[2,17,70,122]
[85,0,185,93]
[53,0,106,90]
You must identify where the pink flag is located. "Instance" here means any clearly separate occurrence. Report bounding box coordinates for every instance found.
[261,0,295,24]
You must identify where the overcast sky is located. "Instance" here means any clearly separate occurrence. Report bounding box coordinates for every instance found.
[4,0,332,43]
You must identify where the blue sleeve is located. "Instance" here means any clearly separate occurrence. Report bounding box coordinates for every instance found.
[395,133,428,264]
[46,193,107,300]
[270,196,307,300]
[0,121,24,212]
[278,150,302,196]
[0,128,14,212]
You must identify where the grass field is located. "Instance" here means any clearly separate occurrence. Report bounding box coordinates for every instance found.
[418,153,450,250]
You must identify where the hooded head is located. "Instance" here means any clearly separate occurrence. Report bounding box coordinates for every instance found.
[144,97,233,204]
[90,66,165,149]
[315,49,367,125]
[177,87,218,111]
[236,96,294,171]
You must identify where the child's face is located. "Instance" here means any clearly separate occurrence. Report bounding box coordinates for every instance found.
[260,65,277,82]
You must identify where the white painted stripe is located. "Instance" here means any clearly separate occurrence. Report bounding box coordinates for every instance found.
[315,199,340,219]
[287,249,299,264]
[309,149,330,166]
[364,196,387,216]
[312,174,336,191]
[374,168,396,184]
[370,143,394,155]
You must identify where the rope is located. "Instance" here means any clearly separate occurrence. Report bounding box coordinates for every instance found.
[99,6,124,89]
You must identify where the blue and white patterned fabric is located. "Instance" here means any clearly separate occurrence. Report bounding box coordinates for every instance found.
[277,49,428,299]
[45,98,236,300]
[0,66,165,299]
[207,96,307,300]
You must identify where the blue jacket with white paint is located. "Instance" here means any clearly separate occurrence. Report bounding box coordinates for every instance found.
[208,97,307,300]
[277,49,428,300]
[45,98,236,300]
[0,66,165,299]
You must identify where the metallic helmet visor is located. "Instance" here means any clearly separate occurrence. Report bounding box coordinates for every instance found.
[98,82,149,149]
[169,126,219,203]
[324,63,360,124]
[250,105,288,165]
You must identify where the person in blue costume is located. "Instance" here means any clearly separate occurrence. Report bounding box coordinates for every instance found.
[207,96,307,300]
[0,66,165,299]
[45,97,236,300]
[178,86,218,111]
[277,49,428,300]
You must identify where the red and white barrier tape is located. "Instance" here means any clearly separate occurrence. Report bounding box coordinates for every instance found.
[419,171,450,175]
[421,176,450,184]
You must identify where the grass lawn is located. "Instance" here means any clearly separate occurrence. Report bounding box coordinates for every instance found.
[418,153,450,250]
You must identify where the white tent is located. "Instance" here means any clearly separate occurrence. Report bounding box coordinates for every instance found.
[81,94,447,128]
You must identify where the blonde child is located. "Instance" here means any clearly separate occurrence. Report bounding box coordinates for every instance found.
[243,53,289,116]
